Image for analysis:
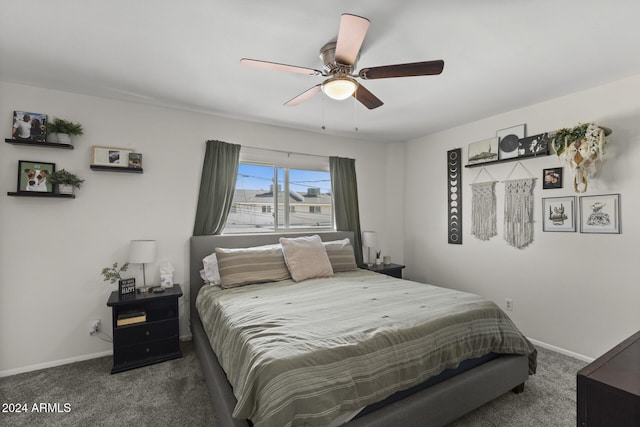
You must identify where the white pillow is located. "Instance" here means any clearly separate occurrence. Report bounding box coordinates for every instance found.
[279,235,334,282]
[202,252,221,285]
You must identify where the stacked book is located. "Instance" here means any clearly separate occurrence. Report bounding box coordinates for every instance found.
[117,311,146,327]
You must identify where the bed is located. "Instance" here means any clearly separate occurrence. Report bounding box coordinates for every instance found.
[190,231,536,427]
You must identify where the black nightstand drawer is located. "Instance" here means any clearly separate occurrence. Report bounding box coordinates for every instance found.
[113,337,180,366]
[114,319,179,347]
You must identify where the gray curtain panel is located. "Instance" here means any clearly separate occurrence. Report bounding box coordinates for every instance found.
[193,140,241,236]
[330,156,364,266]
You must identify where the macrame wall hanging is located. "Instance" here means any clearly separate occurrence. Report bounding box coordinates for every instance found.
[503,176,536,249]
[470,167,497,241]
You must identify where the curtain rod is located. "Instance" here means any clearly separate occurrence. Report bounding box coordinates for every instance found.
[241,144,330,160]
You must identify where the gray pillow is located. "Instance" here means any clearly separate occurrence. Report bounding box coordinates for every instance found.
[215,244,290,289]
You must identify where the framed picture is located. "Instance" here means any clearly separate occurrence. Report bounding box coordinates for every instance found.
[118,278,136,298]
[519,133,550,157]
[542,196,576,232]
[91,146,133,167]
[497,124,526,160]
[580,194,621,234]
[128,153,142,169]
[17,160,56,193]
[468,137,499,165]
[12,111,48,142]
[543,167,563,189]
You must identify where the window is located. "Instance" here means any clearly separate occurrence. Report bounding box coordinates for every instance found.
[224,162,333,233]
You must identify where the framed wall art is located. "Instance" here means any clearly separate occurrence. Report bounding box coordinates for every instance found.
[497,124,526,160]
[543,167,563,189]
[17,160,56,193]
[519,133,550,157]
[447,148,462,244]
[468,137,498,165]
[579,194,621,234]
[542,196,576,232]
[12,111,48,142]
[91,146,134,167]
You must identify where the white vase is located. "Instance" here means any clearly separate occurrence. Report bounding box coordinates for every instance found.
[56,133,71,144]
[58,184,74,194]
[375,258,383,265]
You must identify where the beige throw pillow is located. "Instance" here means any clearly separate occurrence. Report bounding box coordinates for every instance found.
[323,238,358,272]
[279,235,334,282]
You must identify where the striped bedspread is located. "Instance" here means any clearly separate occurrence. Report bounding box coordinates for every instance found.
[196,269,537,427]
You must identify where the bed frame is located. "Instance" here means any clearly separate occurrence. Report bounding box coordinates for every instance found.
[189,231,529,427]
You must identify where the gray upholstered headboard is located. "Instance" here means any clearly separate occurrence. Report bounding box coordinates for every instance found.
[189,231,354,318]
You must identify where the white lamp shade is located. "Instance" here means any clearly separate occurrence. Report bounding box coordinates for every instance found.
[362,231,378,248]
[129,240,157,264]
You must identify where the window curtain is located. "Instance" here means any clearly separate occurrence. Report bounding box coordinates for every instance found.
[330,156,364,266]
[193,140,241,236]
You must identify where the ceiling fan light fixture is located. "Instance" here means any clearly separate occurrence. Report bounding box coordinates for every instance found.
[322,77,357,100]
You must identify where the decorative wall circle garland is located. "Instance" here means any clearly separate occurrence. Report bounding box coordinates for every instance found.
[447,148,462,244]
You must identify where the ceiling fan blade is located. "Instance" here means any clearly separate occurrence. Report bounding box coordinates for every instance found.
[335,14,370,66]
[359,60,445,80]
[353,82,383,110]
[284,84,322,106]
[240,58,322,76]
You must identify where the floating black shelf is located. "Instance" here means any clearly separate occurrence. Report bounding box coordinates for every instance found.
[90,165,143,173]
[465,151,551,168]
[8,192,75,199]
[5,138,74,150]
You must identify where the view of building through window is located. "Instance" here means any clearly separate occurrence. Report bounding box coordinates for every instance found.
[224,163,333,233]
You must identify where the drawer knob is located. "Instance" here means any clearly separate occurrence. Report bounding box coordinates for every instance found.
[146,348,150,353]
[145,331,150,336]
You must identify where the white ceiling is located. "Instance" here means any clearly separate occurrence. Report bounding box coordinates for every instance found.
[2,0,640,143]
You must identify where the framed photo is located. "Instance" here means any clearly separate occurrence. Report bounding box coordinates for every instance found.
[128,153,142,169]
[91,146,133,167]
[497,124,526,160]
[580,194,621,234]
[12,111,48,142]
[542,196,576,232]
[468,137,499,165]
[543,167,563,189]
[17,160,56,193]
[519,133,550,157]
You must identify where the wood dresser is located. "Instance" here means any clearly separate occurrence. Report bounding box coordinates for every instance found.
[577,330,640,426]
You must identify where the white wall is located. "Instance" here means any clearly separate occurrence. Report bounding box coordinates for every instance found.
[0,81,400,375]
[403,74,640,360]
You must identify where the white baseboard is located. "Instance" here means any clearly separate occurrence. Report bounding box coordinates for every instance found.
[0,350,112,378]
[527,337,594,363]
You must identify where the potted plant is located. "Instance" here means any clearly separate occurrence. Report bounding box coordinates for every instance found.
[550,123,608,193]
[48,169,85,194]
[375,250,383,265]
[101,262,129,284]
[46,117,84,144]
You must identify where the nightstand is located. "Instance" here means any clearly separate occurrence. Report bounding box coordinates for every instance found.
[106,284,182,374]
[363,263,406,279]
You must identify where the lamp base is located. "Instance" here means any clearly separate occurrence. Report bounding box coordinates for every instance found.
[136,286,152,294]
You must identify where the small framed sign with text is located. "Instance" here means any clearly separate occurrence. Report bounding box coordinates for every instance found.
[118,278,136,298]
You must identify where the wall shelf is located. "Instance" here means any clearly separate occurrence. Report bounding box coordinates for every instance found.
[465,151,551,168]
[90,165,143,173]
[5,138,74,150]
[8,192,75,199]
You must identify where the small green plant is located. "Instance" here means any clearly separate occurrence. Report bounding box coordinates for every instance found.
[48,169,85,189]
[375,250,382,259]
[46,117,84,135]
[101,262,129,284]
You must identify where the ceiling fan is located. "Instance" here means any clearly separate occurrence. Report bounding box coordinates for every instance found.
[240,13,444,110]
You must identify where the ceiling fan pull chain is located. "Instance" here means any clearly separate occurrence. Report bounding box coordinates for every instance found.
[321,95,326,130]
[353,95,359,132]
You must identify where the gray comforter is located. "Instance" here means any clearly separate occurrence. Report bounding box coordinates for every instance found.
[196,269,536,427]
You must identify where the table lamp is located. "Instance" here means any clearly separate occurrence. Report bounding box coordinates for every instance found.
[129,240,157,293]
[362,231,378,267]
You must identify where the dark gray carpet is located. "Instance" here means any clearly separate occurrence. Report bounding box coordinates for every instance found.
[0,342,586,426]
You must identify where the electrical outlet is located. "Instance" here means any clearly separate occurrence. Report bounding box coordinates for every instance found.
[89,319,101,335]
[505,298,513,311]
